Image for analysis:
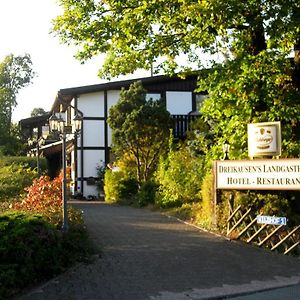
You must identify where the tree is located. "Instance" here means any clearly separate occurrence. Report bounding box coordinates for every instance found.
[0,54,35,143]
[31,107,47,117]
[108,81,173,183]
[53,1,300,160]
[197,53,300,161]
[53,0,300,78]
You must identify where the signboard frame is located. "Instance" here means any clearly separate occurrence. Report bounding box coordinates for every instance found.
[214,159,300,191]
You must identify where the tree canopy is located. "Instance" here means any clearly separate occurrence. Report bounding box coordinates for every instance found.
[53,1,300,160]
[31,107,48,117]
[108,81,173,182]
[0,54,35,151]
[53,0,300,78]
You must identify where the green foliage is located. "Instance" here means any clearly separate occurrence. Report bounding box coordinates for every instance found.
[103,169,139,205]
[214,191,298,234]
[155,144,204,208]
[0,211,93,299]
[198,53,300,161]
[95,161,106,194]
[167,203,202,224]
[137,180,158,207]
[0,155,47,170]
[0,54,35,143]
[0,124,27,156]
[0,212,61,298]
[197,173,214,229]
[30,107,47,117]
[0,163,37,202]
[108,81,173,183]
[103,169,123,204]
[53,0,300,78]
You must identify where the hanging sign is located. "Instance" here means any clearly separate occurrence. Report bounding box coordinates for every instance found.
[215,159,300,190]
[248,122,281,157]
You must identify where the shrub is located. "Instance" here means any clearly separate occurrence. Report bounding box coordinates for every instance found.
[0,212,62,298]
[213,190,297,234]
[167,203,202,223]
[137,180,158,207]
[155,146,204,208]
[0,211,93,299]
[0,155,47,172]
[103,169,139,205]
[13,175,83,228]
[197,173,214,229]
[103,169,123,203]
[0,163,37,202]
[96,161,106,195]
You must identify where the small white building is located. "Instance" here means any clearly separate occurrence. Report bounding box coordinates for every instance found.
[24,74,205,198]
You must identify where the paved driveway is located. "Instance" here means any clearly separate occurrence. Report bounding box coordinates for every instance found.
[17,202,300,300]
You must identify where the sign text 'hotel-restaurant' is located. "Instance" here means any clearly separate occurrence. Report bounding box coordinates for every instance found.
[215,159,300,190]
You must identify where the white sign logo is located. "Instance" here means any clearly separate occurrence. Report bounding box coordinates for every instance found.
[248,122,281,157]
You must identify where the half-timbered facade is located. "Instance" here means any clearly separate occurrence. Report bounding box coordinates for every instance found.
[23,74,205,198]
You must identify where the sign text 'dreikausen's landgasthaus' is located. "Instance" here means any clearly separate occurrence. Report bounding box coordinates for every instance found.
[216,160,300,190]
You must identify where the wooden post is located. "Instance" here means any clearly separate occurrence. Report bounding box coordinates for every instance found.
[212,161,218,229]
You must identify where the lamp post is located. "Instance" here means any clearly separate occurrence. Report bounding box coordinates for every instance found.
[222,140,230,160]
[49,110,83,232]
[28,127,49,177]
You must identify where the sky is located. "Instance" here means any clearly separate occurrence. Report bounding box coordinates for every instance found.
[0,0,148,123]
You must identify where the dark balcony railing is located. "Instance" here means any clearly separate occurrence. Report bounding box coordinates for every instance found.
[172,114,199,139]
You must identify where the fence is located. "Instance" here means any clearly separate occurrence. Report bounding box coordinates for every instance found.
[227,205,300,256]
[172,115,199,139]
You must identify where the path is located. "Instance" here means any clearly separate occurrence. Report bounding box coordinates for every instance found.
[17,202,300,299]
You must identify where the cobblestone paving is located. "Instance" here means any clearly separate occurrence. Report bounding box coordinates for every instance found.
[17,202,300,300]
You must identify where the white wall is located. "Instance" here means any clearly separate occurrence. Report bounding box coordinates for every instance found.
[74,88,194,198]
[166,91,192,114]
[107,90,120,111]
[78,92,105,117]
[107,90,120,146]
[76,149,105,197]
[84,120,105,147]
[83,149,105,177]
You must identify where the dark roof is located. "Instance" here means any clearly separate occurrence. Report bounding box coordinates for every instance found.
[52,73,199,112]
[59,74,198,95]
[19,113,51,127]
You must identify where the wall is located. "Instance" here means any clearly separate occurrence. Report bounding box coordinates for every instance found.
[74,89,193,198]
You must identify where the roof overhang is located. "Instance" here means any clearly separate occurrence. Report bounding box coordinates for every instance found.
[51,73,199,113]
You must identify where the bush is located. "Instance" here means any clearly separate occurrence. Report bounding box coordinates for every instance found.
[96,161,106,195]
[104,169,139,205]
[0,163,37,202]
[155,146,204,208]
[0,211,93,299]
[137,181,158,207]
[13,175,83,228]
[197,173,214,229]
[213,190,297,234]
[0,155,47,171]
[0,212,62,298]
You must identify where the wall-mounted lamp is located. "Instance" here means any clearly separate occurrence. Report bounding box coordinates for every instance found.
[222,140,230,160]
